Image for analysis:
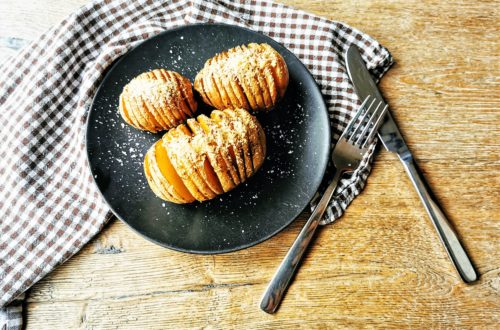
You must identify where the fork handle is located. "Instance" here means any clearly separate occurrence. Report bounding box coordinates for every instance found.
[401,157,477,283]
[260,170,343,314]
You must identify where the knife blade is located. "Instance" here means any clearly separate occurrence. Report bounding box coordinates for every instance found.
[345,45,478,283]
[345,46,409,157]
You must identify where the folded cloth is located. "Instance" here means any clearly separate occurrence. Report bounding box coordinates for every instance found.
[0,0,392,326]
[0,294,23,330]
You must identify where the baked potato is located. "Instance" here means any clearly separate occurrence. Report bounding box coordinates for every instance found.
[194,43,288,112]
[144,108,266,203]
[119,69,197,132]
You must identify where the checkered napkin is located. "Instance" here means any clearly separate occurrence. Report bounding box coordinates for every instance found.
[0,0,392,326]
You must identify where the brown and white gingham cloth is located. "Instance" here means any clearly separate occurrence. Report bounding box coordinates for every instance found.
[0,0,392,327]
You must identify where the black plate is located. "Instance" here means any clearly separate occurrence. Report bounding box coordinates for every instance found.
[86,23,330,254]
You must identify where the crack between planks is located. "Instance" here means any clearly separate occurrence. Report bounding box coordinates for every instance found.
[27,282,258,304]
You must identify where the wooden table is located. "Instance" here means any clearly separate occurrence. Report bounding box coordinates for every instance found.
[1,0,499,328]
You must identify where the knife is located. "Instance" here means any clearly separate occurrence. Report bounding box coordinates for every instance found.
[345,45,477,283]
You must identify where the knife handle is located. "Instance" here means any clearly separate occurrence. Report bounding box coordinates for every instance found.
[400,156,477,283]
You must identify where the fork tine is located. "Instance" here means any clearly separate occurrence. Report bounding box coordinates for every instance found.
[348,97,377,142]
[354,100,383,145]
[341,95,371,139]
[362,104,389,148]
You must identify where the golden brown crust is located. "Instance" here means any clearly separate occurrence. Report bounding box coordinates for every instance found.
[144,109,266,203]
[186,118,236,193]
[210,110,247,183]
[194,43,289,113]
[119,69,197,132]
[162,131,207,202]
[197,114,241,186]
[224,109,254,179]
[172,125,218,200]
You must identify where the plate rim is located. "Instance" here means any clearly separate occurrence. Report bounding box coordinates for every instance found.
[85,22,331,254]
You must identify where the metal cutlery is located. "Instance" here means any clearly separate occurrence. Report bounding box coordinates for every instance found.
[345,45,477,283]
[260,95,388,314]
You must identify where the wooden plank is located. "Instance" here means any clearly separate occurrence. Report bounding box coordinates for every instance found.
[0,0,89,63]
[25,155,500,328]
[26,280,500,329]
[0,0,498,328]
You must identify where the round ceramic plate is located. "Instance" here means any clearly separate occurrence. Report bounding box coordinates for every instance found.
[86,23,330,254]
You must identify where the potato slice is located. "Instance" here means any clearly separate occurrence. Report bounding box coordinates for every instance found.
[145,144,189,203]
[261,66,278,107]
[146,95,176,129]
[197,59,225,110]
[193,73,211,108]
[245,44,273,110]
[207,73,226,110]
[202,158,224,195]
[148,71,184,125]
[211,110,247,182]
[232,46,261,111]
[119,95,135,128]
[162,131,208,202]
[188,120,236,192]
[173,125,218,200]
[235,109,266,170]
[178,124,224,195]
[121,95,146,130]
[223,109,254,179]
[262,43,289,98]
[197,114,241,186]
[218,51,248,109]
[152,140,195,203]
[130,97,161,132]
[144,150,170,200]
[248,43,276,109]
[146,152,187,203]
[217,52,243,109]
[211,55,233,109]
[161,70,191,121]
[134,99,164,132]
[187,118,229,194]
[171,72,197,117]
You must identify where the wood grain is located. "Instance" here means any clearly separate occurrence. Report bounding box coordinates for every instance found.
[0,0,499,328]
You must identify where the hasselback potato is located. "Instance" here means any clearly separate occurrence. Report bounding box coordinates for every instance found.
[194,43,288,112]
[119,69,197,132]
[144,108,266,203]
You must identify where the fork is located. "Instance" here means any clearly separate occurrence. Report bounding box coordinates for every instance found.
[260,95,388,314]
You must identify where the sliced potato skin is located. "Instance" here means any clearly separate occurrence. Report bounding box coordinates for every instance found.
[186,118,235,193]
[211,110,247,182]
[194,43,288,113]
[234,108,266,170]
[144,109,266,203]
[171,125,218,200]
[162,130,208,202]
[144,144,193,203]
[119,69,198,132]
[197,114,241,186]
[224,109,254,179]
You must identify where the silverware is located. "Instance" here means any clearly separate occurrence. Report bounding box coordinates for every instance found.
[260,96,388,314]
[345,45,477,283]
